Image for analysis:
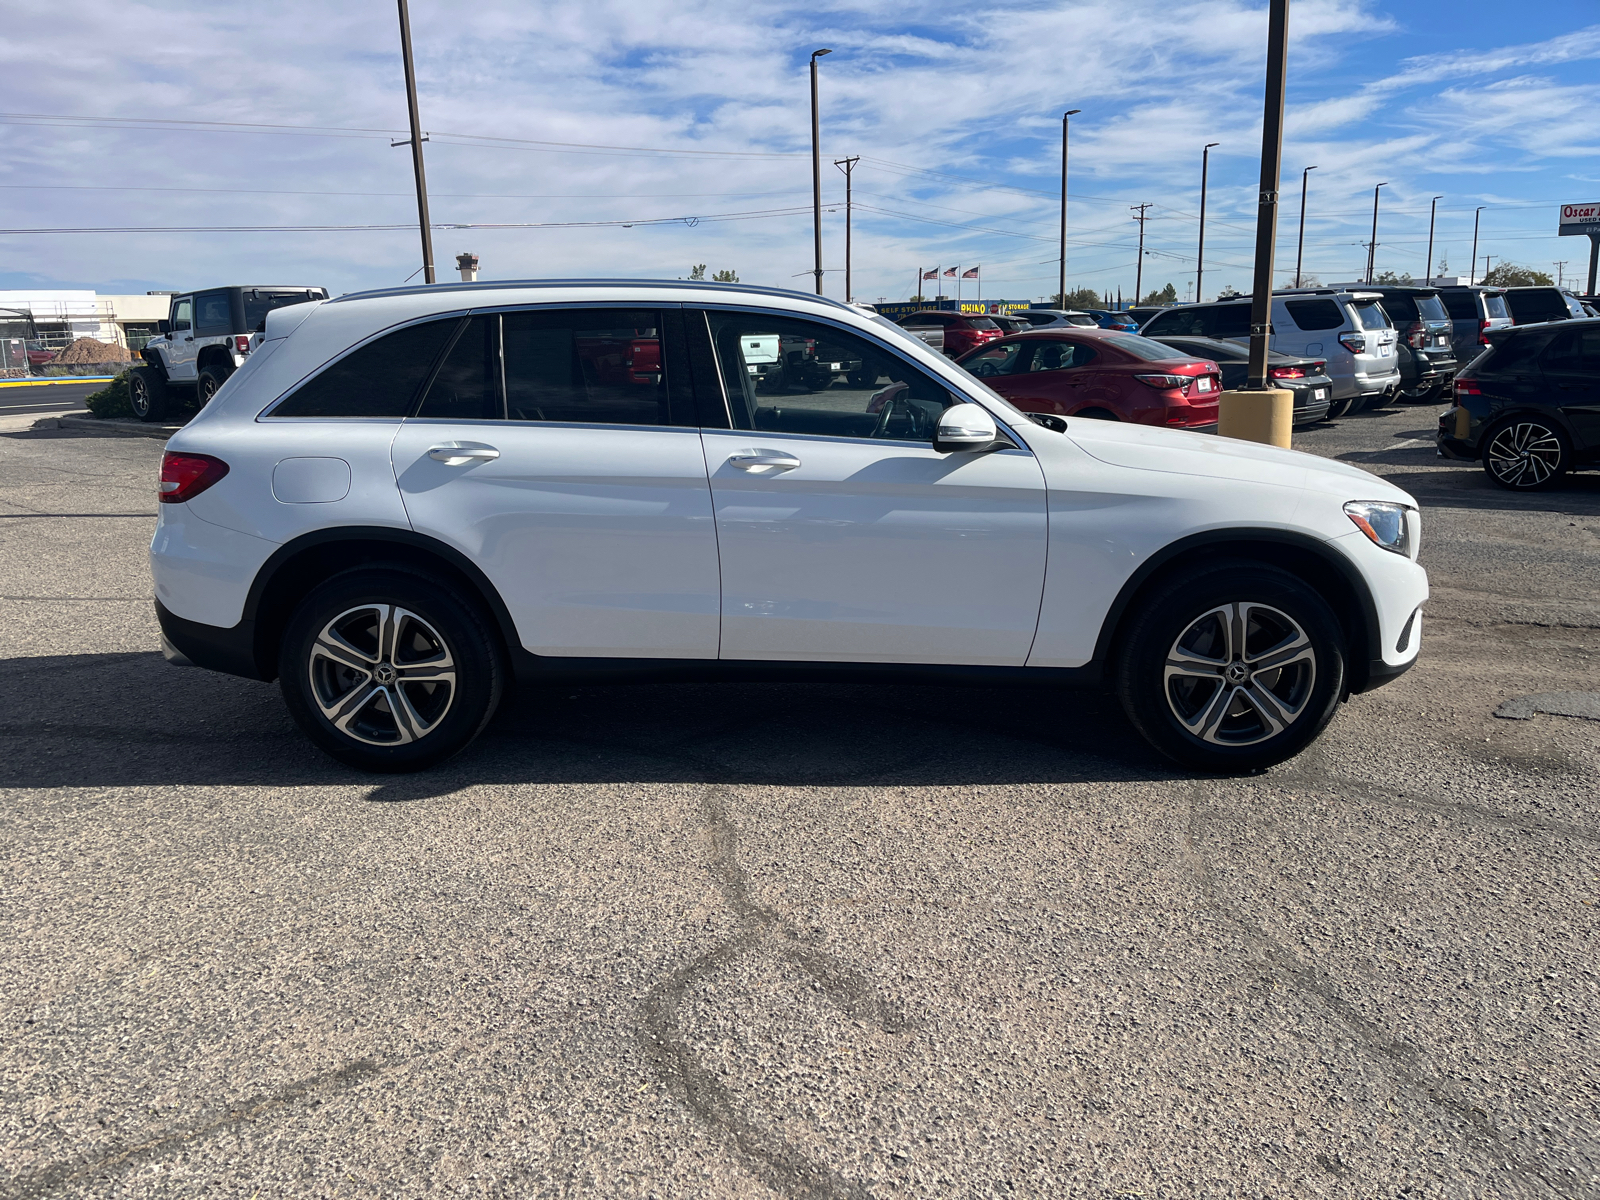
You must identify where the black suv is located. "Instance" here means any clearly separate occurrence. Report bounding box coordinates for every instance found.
[1438,317,1600,490]
[1433,285,1512,370]
[1503,286,1588,326]
[1353,285,1458,402]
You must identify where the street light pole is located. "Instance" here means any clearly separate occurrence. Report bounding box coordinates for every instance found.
[396,0,435,285]
[1470,206,1484,286]
[1425,195,1442,283]
[1059,110,1080,307]
[1196,142,1219,303]
[834,156,859,302]
[1245,0,1289,391]
[1294,165,1316,287]
[809,48,831,296]
[1131,203,1152,302]
[1365,182,1387,284]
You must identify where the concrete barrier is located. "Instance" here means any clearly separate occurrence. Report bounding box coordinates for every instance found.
[1217,388,1292,448]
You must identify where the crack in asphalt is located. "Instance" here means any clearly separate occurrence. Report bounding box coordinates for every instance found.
[0,1056,389,1200]
[1183,783,1580,1198]
[639,785,914,1200]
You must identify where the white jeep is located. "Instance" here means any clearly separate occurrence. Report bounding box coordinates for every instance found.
[130,285,327,421]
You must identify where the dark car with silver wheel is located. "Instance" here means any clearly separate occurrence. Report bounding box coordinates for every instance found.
[1437,317,1600,490]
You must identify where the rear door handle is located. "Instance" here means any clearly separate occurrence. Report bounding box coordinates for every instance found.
[728,452,801,472]
[428,445,500,464]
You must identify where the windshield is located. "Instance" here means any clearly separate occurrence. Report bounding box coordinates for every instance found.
[1112,333,1206,361]
[1415,293,1448,323]
[1351,299,1392,330]
[244,290,322,331]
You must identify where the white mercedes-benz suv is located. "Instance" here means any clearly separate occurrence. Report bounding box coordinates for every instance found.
[151,280,1427,773]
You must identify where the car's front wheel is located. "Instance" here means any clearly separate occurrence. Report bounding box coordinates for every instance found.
[1481,416,1569,491]
[278,568,504,772]
[128,365,168,422]
[1116,563,1346,772]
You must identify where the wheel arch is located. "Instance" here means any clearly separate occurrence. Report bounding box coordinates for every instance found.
[1090,529,1381,694]
[138,347,171,381]
[243,527,520,682]
[196,345,235,375]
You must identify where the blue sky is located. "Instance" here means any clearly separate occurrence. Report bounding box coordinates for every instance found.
[1,0,1597,302]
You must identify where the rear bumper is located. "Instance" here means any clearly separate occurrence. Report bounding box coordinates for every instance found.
[154,599,265,680]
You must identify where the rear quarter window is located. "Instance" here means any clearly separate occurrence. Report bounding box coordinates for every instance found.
[1141,308,1207,336]
[269,317,459,418]
[1283,299,1344,331]
[1440,290,1478,320]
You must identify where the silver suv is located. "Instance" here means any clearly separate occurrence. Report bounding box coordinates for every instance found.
[1141,291,1401,417]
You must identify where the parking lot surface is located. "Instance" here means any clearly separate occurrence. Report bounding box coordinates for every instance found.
[0,382,100,423]
[2,407,1597,1199]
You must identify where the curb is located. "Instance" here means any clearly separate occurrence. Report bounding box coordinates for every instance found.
[0,376,121,388]
[32,414,183,440]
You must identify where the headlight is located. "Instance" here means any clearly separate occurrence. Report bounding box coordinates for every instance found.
[1344,500,1413,557]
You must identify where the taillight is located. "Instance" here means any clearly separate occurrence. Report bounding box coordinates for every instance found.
[1405,320,1427,349]
[159,452,229,504]
[1478,319,1491,346]
[1269,365,1307,380]
[1454,378,1482,399]
[233,334,251,354]
[1338,332,1367,353]
[1134,373,1189,390]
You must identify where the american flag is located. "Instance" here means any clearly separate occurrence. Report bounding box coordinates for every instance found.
[962,266,980,279]
[922,267,939,279]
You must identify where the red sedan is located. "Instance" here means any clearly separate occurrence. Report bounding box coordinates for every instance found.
[956,329,1222,429]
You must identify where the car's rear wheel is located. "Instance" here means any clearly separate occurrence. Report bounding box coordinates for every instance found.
[1325,394,1355,418]
[278,568,504,772]
[196,364,231,406]
[1116,563,1346,772]
[1481,417,1569,491]
[1398,380,1440,403]
[128,365,169,422]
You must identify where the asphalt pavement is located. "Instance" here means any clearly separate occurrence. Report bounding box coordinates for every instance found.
[1,406,1596,1199]
[0,381,103,420]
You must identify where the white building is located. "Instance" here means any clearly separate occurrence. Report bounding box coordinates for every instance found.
[0,290,174,351]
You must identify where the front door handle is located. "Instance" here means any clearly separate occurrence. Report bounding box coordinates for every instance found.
[728,452,801,472]
[428,445,500,464]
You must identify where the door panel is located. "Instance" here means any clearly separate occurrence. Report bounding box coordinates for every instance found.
[702,431,1048,664]
[1539,325,1600,450]
[167,296,197,379]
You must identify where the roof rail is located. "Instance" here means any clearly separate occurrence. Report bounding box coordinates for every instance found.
[327,277,855,311]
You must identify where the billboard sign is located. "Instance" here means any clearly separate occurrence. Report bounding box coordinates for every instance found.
[1558,203,1600,236]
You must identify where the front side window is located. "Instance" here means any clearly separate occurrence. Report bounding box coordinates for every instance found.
[271,317,459,418]
[171,299,192,332]
[1285,299,1344,331]
[708,311,959,443]
[963,341,1030,378]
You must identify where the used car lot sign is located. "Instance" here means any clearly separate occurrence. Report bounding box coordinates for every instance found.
[1558,202,1600,235]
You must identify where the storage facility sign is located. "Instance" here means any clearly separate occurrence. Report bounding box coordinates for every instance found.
[1558,203,1600,235]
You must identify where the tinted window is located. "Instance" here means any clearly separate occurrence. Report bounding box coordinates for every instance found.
[1487,330,1558,373]
[901,314,942,328]
[1163,338,1244,361]
[1351,299,1391,330]
[965,316,1000,330]
[503,309,671,426]
[1211,305,1251,339]
[195,291,232,336]
[244,290,321,332]
[1484,293,1509,320]
[272,317,458,418]
[1029,341,1097,371]
[709,312,957,442]
[1108,333,1192,361]
[1540,324,1600,371]
[963,341,1030,377]
[1439,290,1478,320]
[171,299,192,332]
[1378,292,1419,324]
[1142,308,1207,336]
[1284,299,1344,331]
[1416,294,1448,323]
[1507,289,1568,324]
[417,315,500,420]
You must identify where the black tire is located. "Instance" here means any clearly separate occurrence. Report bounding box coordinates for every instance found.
[196,363,232,407]
[278,568,505,772]
[1325,394,1356,419]
[1398,380,1441,404]
[1480,416,1569,491]
[847,368,874,387]
[128,365,169,422]
[1115,562,1346,772]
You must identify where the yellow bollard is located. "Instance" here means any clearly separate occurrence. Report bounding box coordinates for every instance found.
[1216,388,1293,448]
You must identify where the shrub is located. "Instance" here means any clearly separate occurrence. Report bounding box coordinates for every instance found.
[84,370,135,419]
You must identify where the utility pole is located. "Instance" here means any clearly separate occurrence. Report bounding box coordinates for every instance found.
[1059,110,1081,307]
[1589,234,1600,296]
[1196,142,1219,303]
[395,0,435,284]
[834,156,859,302]
[1425,196,1442,283]
[1245,0,1289,391]
[1365,182,1387,284]
[1131,203,1152,303]
[1470,206,1484,286]
[1555,260,1568,288]
[1294,165,1316,287]
[1483,255,1496,284]
[809,48,831,296]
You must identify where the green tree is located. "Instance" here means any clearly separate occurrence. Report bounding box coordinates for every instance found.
[687,264,707,280]
[1481,262,1554,287]
[1052,287,1102,310]
[1374,269,1415,285]
[712,268,740,283]
[1142,283,1178,305]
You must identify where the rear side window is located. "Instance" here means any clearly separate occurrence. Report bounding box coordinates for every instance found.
[503,309,674,426]
[271,317,458,418]
[1210,305,1251,338]
[1142,308,1207,336]
[1029,341,1098,371]
[1540,324,1600,371]
[1351,299,1391,330]
[195,291,233,337]
[1378,293,1419,324]
[1440,290,1477,320]
[1484,293,1510,320]
[417,315,499,420]
[1284,299,1344,331]
[1415,294,1448,322]
[1487,330,1558,373]
[1507,289,1568,324]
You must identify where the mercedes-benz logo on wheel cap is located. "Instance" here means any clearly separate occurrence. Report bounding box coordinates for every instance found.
[374,663,397,685]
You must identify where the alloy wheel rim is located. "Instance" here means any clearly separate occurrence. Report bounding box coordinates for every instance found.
[1486,422,1560,487]
[1163,602,1317,746]
[308,604,457,746]
[130,377,149,416]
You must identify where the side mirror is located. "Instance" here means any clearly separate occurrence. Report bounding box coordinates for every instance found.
[157,320,171,334]
[933,403,999,453]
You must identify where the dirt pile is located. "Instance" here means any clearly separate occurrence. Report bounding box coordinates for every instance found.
[50,338,135,364]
